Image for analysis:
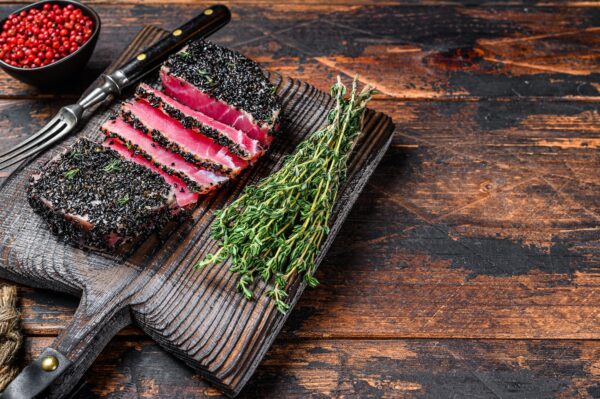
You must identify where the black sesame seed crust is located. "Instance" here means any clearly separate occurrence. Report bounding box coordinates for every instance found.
[120,106,234,176]
[164,40,280,126]
[27,139,176,250]
[136,86,254,159]
[101,128,224,194]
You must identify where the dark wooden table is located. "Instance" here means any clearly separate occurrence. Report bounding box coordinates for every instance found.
[1,1,599,398]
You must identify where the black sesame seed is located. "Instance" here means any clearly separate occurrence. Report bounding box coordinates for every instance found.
[27,139,175,250]
[164,40,280,125]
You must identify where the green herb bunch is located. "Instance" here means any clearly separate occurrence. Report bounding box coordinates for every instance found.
[196,77,375,313]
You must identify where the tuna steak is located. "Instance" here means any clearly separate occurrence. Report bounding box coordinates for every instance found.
[103,138,199,209]
[136,84,263,161]
[121,99,247,176]
[160,40,280,146]
[101,117,228,194]
[28,139,176,250]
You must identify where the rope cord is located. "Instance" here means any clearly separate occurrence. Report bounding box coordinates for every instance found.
[0,286,21,391]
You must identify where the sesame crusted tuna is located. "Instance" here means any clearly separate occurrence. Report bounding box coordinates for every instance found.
[29,41,281,252]
[28,139,176,250]
[121,99,248,176]
[160,40,280,146]
[101,117,228,194]
[136,84,263,161]
[103,138,200,209]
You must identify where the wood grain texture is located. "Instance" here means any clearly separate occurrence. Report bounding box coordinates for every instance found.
[0,3,599,100]
[0,1,599,398]
[8,99,600,341]
[0,25,395,397]
[20,336,600,399]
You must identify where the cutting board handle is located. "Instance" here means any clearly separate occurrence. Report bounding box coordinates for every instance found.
[1,294,131,399]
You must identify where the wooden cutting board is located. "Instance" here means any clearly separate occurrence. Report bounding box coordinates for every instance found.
[0,26,394,397]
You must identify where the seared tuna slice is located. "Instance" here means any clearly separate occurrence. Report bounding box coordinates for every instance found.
[101,117,228,194]
[136,84,262,161]
[121,99,247,176]
[28,139,176,250]
[160,40,280,146]
[103,138,199,209]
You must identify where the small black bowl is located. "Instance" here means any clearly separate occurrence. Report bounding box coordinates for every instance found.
[0,0,101,87]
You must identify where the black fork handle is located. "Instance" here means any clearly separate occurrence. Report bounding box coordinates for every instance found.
[71,4,230,119]
[110,4,230,90]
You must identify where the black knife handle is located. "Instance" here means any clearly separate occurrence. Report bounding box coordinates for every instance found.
[112,4,230,89]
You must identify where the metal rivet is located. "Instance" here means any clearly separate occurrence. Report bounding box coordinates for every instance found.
[137,53,147,61]
[204,9,213,16]
[172,29,182,37]
[41,356,59,372]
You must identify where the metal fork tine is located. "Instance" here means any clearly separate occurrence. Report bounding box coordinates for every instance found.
[0,119,67,167]
[0,121,70,170]
[0,115,63,160]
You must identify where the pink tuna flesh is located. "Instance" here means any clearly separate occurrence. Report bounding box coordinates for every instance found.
[103,138,199,209]
[101,118,228,194]
[122,99,247,176]
[138,84,263,161]
[161,68,274,147]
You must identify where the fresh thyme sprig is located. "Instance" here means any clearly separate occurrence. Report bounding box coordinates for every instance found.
[196,77,375,313]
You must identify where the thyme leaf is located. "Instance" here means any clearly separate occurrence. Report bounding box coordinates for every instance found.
[117,194,129,205]
[195,76,375,314]
[69,151,83,161]
[196,69,216,87]
[178,51,191,61]
[103,159,121,173]
[63,168,80,180]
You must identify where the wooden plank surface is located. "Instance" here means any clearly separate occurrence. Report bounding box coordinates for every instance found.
[0,23,394,398]
[0,0,599,398]
[9,99,600,341]
[20,336,600,398]
[0,3,599,99]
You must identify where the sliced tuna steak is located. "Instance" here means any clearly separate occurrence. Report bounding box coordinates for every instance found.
[28,139,176,250]
[101,117,228,195]
[103,137,199,209]
[121,99,247,176]
[136,84,262,161]
[160,40,281,146]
